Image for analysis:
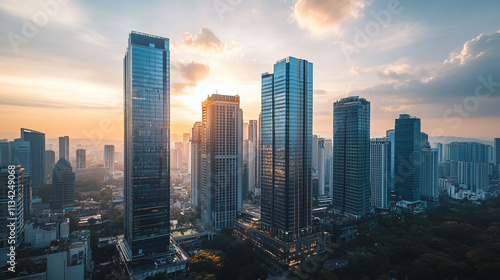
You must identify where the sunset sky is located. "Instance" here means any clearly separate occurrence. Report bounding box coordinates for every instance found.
[1,0,500,143]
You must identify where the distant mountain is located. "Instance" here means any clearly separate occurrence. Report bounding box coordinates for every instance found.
[429,136,494,146]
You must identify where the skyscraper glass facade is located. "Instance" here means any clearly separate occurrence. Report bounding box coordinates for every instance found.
[332,96,371,217]
[260,57,313,241]
[124,31,170,261]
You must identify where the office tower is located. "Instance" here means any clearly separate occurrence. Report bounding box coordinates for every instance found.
[370,138,391,209]
[394,114,421,202]
[312,135,318,175]
[248,120,258,195]
[183,133,190,171]
[0,139,10,166]
[59,136,69,160]
[51,159,75,210]
[421,147,439,206]
[191,122,203,209]
[0,166,25,249]
[10,139,31,175]
[421,132,429,148]
[20,128,45,192]
[332,96,371,217]
[104,145,115,173]
[256,114,262,197]
[437,143,443,163]
[318,138,326,196]
[386,129,395,191]
[76,149,86,169]
[326,155,333,197]
[170,148,182,170]
[324,139,333,157]
[261,56,313,240]
[123,31,170,260]
[199,94,243,230]
[44,150,55,181]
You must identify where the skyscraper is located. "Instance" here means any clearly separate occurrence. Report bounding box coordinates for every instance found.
[394,114,421,202]
[183,133,190,171]
[59,136,69,160]
[312,135,318,175]
[0,139,10,166]
[44,150,55,181]
[104,145,115,173]
[191,122,203,209]
[123,31,170,260]
[496,138,500,177]
[332,96,371,217]
[261,56,313,240]
[199,94,243,230]
[76,149,86,169]
[318,138,326,196]
[52,158,75,210]
[421,147,439,206]
[386,129,395,191]
[10,139,31,175]
[20,128,45,192]
[370,138,391,209]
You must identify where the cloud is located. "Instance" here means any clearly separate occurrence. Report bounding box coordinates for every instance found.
[348,31,500,118]
[173,28,241,56]
[352,59,430,82]
[171,61,210,94]
[175,61,210,83]
[293,0,366,36]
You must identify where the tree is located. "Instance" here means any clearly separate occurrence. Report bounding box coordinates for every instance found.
[66,213,80,232]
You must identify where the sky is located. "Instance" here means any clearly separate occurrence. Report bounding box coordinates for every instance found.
[1,0,500,144]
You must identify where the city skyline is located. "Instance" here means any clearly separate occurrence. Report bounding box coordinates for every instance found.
[1,1,500,141]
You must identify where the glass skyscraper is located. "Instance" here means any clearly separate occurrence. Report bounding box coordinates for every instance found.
[20,128,45,192]
[260,56,313,241]
[394,114,421,202]
[332,96,371,217]
[59,136,69,160]
[123,31,170,261]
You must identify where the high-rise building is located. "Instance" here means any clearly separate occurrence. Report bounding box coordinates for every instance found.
[76,149,86,169]
[421,148,439,206]
[191,122,203,209]
[10,139,31,175]
[59,136,69,160]
[394,114,421,202]
[318,138,326,196]
[332,96,371,217]
[312,135,318,175]
[437,143,443,163]
[44,150,55,181]
[445,142,492,163]
[20,128,45,192]
[261,56,313,240]
[495,138,500,177]
[0,139,10,166]
[104,145,115,173]
[370,138,391,209]
[170,148,182,170]
[248,120,258,195]
[385,129,395,191]
[0,166,25,249]
[256,114,262,198]
[52,158,75,210]
[123,31,171,261]
[199,94,243,230]
[183,133,190,171]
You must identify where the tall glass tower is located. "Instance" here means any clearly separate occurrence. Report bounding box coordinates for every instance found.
[394,114,421,202]
[123,31,170,261]
[20,128,45,192]
[260,57,313,241]
[332,96,371,217]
